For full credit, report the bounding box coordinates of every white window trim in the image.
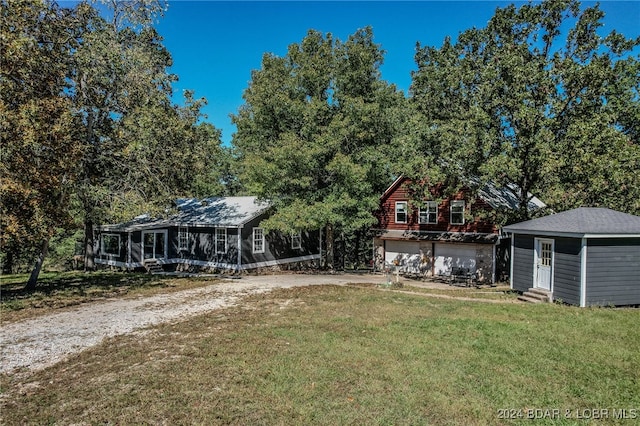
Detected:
[253,228,265,254]
[291,232,302,250]
[142,230,168,260]
[450,200,465,225]
[419,201,438,224]
[215,228,227,254]
[178,226,189,251]
[101,234,120,256]
[395,201,408,224]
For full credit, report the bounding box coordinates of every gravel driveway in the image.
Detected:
[1,274,385,375]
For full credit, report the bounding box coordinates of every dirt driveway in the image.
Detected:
[1,273,400,375]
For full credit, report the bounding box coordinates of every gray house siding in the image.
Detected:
[95,230,128,265]
[174,227,240,268]
[552,237,581,306]
[512,235,534,292]
[586,238,640,306]
[131,231,142,266]
[240,216,320,268]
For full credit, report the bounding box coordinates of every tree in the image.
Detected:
[0,0,88,285]
[409,0,640,221]
[70,0,227,271]
[2,0,226,287]
[70,0,173,270]
[232,27,406,267]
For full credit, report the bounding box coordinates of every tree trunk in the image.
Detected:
[84,219,95,271]
[24,239,49,291]
[325,224,334,270]
[2,249,14,275]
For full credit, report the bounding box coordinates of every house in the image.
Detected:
[503,207,640,307]
[372,176,545,283]
[94,197,321,273]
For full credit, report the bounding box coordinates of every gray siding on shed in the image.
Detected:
[552,237,582,306]
[512,235,534,292]
[586,238,640,306]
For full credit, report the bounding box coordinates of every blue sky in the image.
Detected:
[111,1,640,144]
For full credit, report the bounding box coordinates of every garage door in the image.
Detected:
[385,240,420,265]
[434,243,477,276]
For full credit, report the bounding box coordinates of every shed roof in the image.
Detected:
[503,207,640,237]
[101,196,270,231]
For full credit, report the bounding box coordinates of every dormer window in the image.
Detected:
[395,201,408,223]
[450,200,465,225]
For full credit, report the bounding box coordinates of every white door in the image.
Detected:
[434,243,477,276]
[142,230,167,260]
[535,239,553,290]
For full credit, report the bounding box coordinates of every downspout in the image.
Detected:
[580,237,587,307]
[237,225,242,273]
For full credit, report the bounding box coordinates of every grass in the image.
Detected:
[0,271,219,323]
[2,284,639,425]
[351,281,519,302]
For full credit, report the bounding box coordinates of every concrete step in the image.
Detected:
[528,287,551,298]
[518,294,545,304]
[519,287,552,303]
[144,260,164,274]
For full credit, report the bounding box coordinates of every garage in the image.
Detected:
[434,243,477,276]
[384,240,420,265]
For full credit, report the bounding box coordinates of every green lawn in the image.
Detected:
[2,285,639,425]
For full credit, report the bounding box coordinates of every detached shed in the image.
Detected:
[503,208,640,307]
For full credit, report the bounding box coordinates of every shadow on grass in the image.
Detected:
[1,271,170,304]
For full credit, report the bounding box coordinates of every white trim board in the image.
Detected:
[95,254,322,271]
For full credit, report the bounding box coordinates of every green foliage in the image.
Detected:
[1,0,227,282]
[409,0,640,219]
[1,0,88,273]
[232,27,406,240]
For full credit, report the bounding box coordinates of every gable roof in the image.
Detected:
[101,196,271,231]
[503,207,640,238]
[381,175,546,211]
[172,197,270,227]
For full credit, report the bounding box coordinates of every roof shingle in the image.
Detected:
[503,207,640,236]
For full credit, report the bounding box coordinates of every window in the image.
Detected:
[253,228,265,253]
[539,241,552,266]
[178,226,189,251]
[215,228,227,254]
[395,201,408,223]
[450,200,465,225]
[419,201,438,224]
[101,234,120,256]
[143,231,167,259]
[291,232,302,250]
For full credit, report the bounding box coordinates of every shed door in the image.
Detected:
[535,238,553,290]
